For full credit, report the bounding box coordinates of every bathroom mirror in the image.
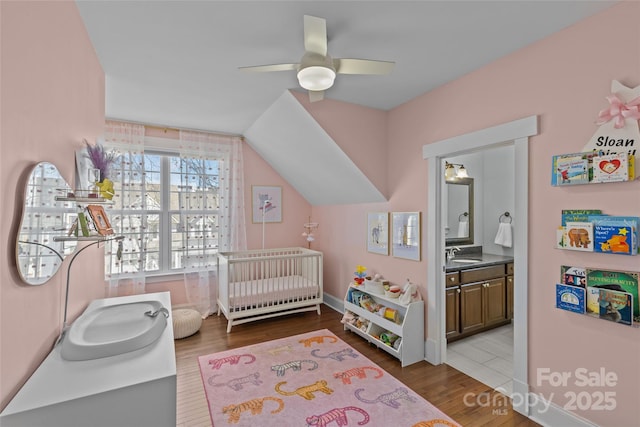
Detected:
[445,177,474,246]
[16,162,78,285]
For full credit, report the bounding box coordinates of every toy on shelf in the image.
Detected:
[353,265,367,285]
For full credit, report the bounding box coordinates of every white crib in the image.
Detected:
[216,247,323,332]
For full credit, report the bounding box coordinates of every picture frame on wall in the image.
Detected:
[252,185,282,223]
[391,212,421,261]
[367,212,389,255]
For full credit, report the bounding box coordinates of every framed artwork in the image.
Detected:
[252,185,282,223]
[367,212,389,255]
[391,212,421,261]
[86,205,114,236]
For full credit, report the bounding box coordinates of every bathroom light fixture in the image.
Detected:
[297,65,336,91]
[444,162,457,181]
[444,162,470,181]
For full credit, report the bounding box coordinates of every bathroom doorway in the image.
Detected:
[422,116,537,416]
[443,147,515,396]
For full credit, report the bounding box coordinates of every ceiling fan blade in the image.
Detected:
[334,58,395,75]
[304,15,327,56]
[308,90,325,103]
[238,63,299,72]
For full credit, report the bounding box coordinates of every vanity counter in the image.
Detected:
[0,291,176,427]
[444,254,514,341]
[445,253,513,272]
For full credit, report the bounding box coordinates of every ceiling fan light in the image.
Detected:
[297,66,336,91]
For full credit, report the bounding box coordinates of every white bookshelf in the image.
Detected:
[343,284,424,367]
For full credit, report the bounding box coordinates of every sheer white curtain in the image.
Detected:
[179,130,247,317]
[103,121,147,297]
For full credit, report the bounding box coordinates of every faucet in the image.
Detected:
[145,307,170,319]
[445,247,460,262]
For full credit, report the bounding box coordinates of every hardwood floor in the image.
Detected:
[174,305,540,427]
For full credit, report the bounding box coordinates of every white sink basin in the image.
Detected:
[61,300,168,361]
[451,258,482,264]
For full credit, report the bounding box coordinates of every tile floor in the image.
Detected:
[446,323,514,397]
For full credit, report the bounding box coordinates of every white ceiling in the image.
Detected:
[76,0,616,136]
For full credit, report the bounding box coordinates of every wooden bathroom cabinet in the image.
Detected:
[446,262,513,342]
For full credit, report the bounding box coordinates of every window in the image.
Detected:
[106,149,220,277]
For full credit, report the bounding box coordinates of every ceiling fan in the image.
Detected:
[239,15,395,102]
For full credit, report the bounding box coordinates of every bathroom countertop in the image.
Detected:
[1,291,176,417]
[445,253,514,272]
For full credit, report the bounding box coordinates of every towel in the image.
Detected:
[494,222,513,247]
[457,220,469,238]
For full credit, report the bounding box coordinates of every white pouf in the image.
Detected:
[172,309,202,339]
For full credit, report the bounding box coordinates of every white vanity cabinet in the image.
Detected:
[343,284,424,367]
[0,292,176,427]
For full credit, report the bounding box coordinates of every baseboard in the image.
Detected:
[528,393,600,427]
[323,292,343,314]
[511,377,529,415]
[425,337,441,365]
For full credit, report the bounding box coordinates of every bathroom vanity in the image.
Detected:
[0,292,176,427]
[445,254,513,341]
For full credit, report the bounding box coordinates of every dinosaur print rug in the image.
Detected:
[198,329,460,427]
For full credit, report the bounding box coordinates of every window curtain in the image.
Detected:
[179,130,247,317]
[102,121,147,297]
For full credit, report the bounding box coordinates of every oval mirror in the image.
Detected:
[16,162,78,285]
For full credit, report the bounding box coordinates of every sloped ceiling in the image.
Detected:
[76,1,616,134]
[245,91,386,205]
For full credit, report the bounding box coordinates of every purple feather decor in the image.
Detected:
[84,139,118,182]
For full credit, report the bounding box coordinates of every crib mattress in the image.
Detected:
[226,275,319,309]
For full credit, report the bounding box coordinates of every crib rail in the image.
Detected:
[217,248,323,331]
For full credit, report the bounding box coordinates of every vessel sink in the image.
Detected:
[451,258,482,264]
[61,300,168,361]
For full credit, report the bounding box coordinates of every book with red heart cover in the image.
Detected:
[591,152,635,183]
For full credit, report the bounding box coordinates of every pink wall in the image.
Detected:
[0,1,106,410]
[292,91,389,198]
[243,141,313,250]
[311,2,640,425]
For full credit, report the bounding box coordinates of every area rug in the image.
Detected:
[198,329,461,427]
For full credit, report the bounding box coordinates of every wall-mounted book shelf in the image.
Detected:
[551,150,636,186]
[556,210,639,256]
[556,266,639,328]
[551,150,639,327]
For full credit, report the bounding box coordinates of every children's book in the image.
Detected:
[560,265,586,288]
[561,210,602,226]
[587,268,639,323]
[586,286,601,317]
[555,155,589,185]
[591,152,635,183]
[551,151,602,186]
[598,288,633,325]
[556,226,567,249]
[556,284,586,314]
[591,215,638,255]
[564,221,594,251]
[594,224,635,255]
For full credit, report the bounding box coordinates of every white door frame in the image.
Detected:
[422,115,538,415]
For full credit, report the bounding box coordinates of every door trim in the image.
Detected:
[422,115,538,416]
